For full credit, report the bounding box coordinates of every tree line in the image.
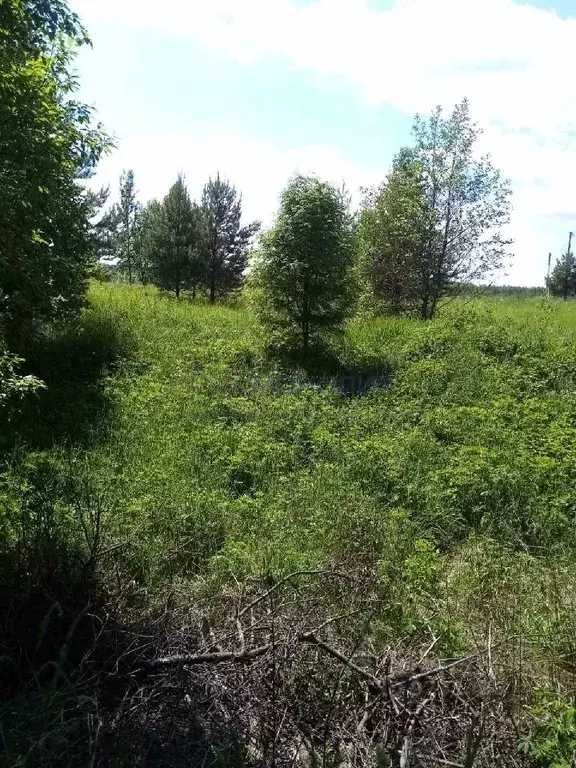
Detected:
[96,99,513,359]
[0,0,516,384]
[96,172,260,303]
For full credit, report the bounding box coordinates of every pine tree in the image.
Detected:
[148,175,198,299]
[132,204,153,285]
[117,170,139,284]
[547,251,576,299]
[199,175,260,303]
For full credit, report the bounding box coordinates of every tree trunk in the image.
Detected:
[209,270,216,304]
[127,229,133,285]
[302,321,309,360]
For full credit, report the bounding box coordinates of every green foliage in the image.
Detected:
[357,154,430,316]
[547,251,576,300]
[147,174,200,299]
[519,691,576,767]
[0,0,111,346]
[116,169,139,284]
[361,100,511,319]
[199,174,260,303]
[256,174,355,359]
[0,343,44,417]
[5,285,576,762]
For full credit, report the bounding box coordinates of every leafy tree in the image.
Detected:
[199,175,260,303]
[148,176,198,299]
[547,251,576,300]
[357,153,431,316]
[256,174,354,358]
[366,100,512,320]
[0,0,111,347]
[117,170,139,284]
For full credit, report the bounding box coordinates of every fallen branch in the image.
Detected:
[141,644,271,670]
[298,632,384,692]
[389,653,481,689]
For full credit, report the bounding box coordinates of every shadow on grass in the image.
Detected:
[4,309,136,450]
[266,339,395,398]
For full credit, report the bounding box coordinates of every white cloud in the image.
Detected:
[94,131,382,223]
[74,0,576,132]
[73,0,576,284]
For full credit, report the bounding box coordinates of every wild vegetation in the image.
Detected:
[3,1,576,766]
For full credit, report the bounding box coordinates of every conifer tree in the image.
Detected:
[547,251,576,299]
[199,175,260,303]
[148,175,198,299]
[117,170,139,284]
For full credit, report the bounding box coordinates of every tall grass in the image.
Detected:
[3,285,576,764]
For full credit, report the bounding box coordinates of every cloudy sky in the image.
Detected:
[71,0,576,286]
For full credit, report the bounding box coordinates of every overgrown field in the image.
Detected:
[3,284,576,766]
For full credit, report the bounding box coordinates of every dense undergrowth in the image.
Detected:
[3,284,576,765]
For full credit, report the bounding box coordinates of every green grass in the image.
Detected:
[4,284,576,763]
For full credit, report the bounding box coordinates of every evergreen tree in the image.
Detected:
[132,204,153,285]
[149,175,198,299]
[117,169,139,284]
[88,186,121,261]
[256,175,354,359]
[547,251,576,299]
[199,174,260,303]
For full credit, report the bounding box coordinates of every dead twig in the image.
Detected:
[237,570,355,620]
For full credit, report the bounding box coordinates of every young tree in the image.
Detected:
[366,100,512,320]
[117,169,139,284]
[87,186,121,261]
[547,251,576,299]
[0,0,111,347]
[199,174,260,303]
[148,176,198,299]
[131,204,154,285]
[256,174,354,359]
[357,152,431,316]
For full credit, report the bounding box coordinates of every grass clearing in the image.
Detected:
[3,284,576,765]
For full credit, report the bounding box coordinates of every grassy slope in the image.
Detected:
[15,285,576,633]
[4,283,576,763]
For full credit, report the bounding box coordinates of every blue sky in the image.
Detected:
[71,0,576,285]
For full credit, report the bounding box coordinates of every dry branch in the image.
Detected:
[141,644,271,670]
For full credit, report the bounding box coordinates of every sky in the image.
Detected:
[70,0,576,286]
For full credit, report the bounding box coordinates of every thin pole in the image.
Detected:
[547,252,551,297]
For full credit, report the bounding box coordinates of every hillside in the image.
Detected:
[3,284,576,765]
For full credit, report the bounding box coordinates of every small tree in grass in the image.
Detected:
[199,174,260,303]
[256,174,354,360]
[547,251,576,300]
[357,152,431,316]
[148,175,199,299]
[360,99,512,319]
